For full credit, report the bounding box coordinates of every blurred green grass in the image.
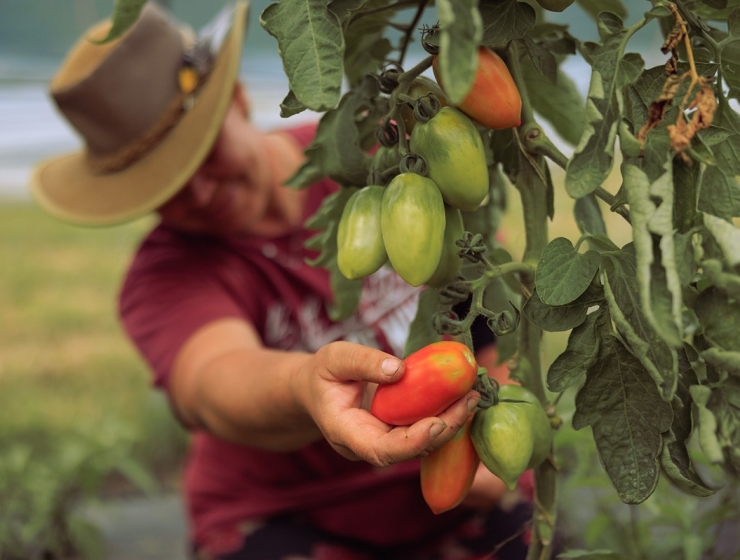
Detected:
[0,201,188,486]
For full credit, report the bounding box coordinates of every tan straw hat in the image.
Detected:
[31,1,250,226]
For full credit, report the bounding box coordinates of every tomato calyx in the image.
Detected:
[378,63,403,94]
[375,119,399,148]
[420,24,440,56]
[486,303,521,336]
[412,93,442,125]
[399,152,429,176]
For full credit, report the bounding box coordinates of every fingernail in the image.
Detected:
[381,358,402,376]
[467,396,480,413]
[429,422,446,439]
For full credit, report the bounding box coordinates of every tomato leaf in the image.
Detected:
[287,76,378,189]
[573,335,673,504]
[403,289,441,358]
[524,278,604,333]
[522,59,585,146]
[305,187,363,321]
[565,13,645,199]
[479,0,535,48]
[337,0,394,87]
[701,347,740,375]
[573,194,607,236]
[535,237,601,306]
[697,109,740,220]
[601,248,679,400]
[91,0,146,44]
[261,0,344,112]
[547,306,609,392]
[705,377,740,478]
[672,157,701,234]
[690,384,725,464]
[622,160,684,347]
[436,0,482,105]
[702,213,740,267]
[695,287,740,352]
[575,0,627,20]
[660,349,716,497]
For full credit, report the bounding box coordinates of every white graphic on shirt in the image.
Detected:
[264,266,421,357]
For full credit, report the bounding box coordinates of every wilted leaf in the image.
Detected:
[622,161,683,346]
[261,0,344,112]
[535,237,601,306]
[565,13,645,198]
[573,335,673,503]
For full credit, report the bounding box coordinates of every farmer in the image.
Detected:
[31,2,532,558]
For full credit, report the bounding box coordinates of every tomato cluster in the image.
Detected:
[370,342,552,514]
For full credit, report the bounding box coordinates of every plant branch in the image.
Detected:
[397,0,429,67]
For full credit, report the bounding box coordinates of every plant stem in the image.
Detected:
[507,37,557,560]
[397,0,429,67]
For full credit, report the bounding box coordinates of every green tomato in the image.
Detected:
[410,107,489,212]
[381,173,445,287]
[337,186,387,280]
[425,205,464,289]
[470,384,552,488]
[498,384,552,469]
[400,76,449,134]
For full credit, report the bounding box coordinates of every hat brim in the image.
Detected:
[30,1,249,227]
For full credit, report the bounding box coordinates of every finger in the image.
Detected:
[317,341,404,385]
[426,390,480,450]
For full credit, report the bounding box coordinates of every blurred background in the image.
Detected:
[1,1,737,559]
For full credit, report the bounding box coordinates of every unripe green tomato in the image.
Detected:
[400,76,449,134]
[471,397,534,489]
[337,186,387,280]
[497,385,552,469]
[425,205,464,289]
[535,0,576,12]
[410,107,489,212]
[381,173,445,287]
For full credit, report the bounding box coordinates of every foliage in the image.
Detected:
[106,0,740,557]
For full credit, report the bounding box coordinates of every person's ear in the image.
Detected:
[233,82,250,119]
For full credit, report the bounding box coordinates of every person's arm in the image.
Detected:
[169,317,481,466]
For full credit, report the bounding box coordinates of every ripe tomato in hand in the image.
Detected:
[421,415,479,514]
[370,341,478,425]
[433,46,521,130]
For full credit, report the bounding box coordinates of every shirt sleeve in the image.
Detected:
[118,233,246,393]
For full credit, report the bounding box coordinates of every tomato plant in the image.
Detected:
[420,415,479,514]
[110,0,740,557]
[370,340,478,426]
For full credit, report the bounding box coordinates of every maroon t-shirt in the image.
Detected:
[118,124,465,555]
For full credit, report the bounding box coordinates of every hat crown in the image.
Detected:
[50,3,187,158]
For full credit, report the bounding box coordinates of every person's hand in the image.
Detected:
[295,341,480,466]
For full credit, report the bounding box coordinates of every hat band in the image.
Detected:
[85,89,193,174]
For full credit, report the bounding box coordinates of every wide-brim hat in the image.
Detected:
[31,1,249,226]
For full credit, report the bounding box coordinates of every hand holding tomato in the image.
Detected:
[294,341,480,466]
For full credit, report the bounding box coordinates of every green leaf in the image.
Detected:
[720,36,740,98]
[92,0,147,44]
[340,0,393,88]
[547,307,608,392]
[287,76,379,189]
[573,335,673,503]
[660,349,716,497]
[695,286,740,351]
[279,90,307,118]
[522,60,585,146]
[436,0,483,105]
[622,161,683,346]
[729,7,740,34]
[479,0,536,48]
[698,108,740,219]
[703,212,740,267]
[535,237,601,306]
[701,347,740,375]
[673,157,701,234]
[522,35,557,84]
[524,279,604,332]
[574,194,607,236]
[305,187,363,320]
[261,0,344,112]
[575,0,627,20]
[565,14,645,198]
[403,289,442,358]
[602,248,679,399]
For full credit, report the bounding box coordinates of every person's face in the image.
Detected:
[157,89,272,234]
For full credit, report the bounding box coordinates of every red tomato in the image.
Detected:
[421,415,480,514]
[370,341,478,425]
[433,46,522,130]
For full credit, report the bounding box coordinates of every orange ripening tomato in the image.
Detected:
[370,341,478,426]
[421,415,480,514]
[433,46,522,130]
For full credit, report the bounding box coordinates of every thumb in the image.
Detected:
[317,341,404,385]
